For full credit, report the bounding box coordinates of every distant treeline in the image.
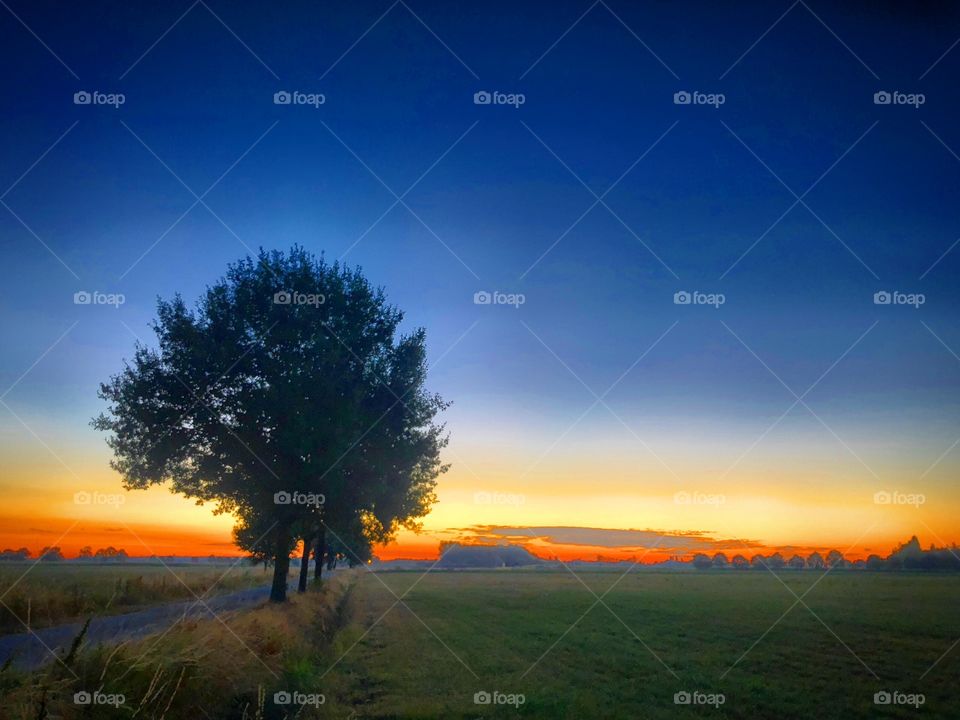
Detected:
[0,546,129,561]
[692,536,960,571]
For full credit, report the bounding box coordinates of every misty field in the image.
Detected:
[3,569,959,718]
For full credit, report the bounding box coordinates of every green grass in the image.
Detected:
[318,571,960,719]
[0,561,272,633]
[3,569,957,718]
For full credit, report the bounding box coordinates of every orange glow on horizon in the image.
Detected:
[1,457,955,564]
[0,514,919,565]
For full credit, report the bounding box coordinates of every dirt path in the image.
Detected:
[0,583,275,670]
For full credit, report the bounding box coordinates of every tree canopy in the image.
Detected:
[94,247,447,600]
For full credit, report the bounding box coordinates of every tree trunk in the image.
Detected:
[269,525,292,603]
[313,526,326,581]
[297,533,312,593]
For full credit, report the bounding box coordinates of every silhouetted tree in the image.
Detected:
[0,548,30,561]
[327,513,376,568]
[692,553,712,570]
[890,536,923,569]
[750,554,767,570]
[233,507,288,568]
[731,554,749,570]
[94,248,447,601]
[94,547,128,561]
[788,554,805,570]
[826,549,844,568]
[712,552,728,569]
[38,546,63,561]
[767,552,785,570]
[894,535,923,556]
[807,552,825,569]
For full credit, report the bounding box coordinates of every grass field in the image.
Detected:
[2,569,958,718]
[0,562,271,633]
[318,571,960,719]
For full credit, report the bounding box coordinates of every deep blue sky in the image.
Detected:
[1,1,959,531]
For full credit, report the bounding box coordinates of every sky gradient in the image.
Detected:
[1,0,959,562]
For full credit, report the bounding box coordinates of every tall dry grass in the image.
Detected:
[0,564,269,634]
[0,571,358,719]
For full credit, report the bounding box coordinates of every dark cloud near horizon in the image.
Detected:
[455,525,764,552]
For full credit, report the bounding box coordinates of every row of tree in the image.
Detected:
[94,248,448,601]
[0,546,130,561]
[694,550,858,570]
[691,537,960,571]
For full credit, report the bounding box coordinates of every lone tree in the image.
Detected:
[94,247,447,602]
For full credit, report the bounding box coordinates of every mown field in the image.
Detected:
[320,571,960,719]
[0,562,270,633]
[1,569,958,718]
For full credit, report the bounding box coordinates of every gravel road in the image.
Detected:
[0,584,273,670]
